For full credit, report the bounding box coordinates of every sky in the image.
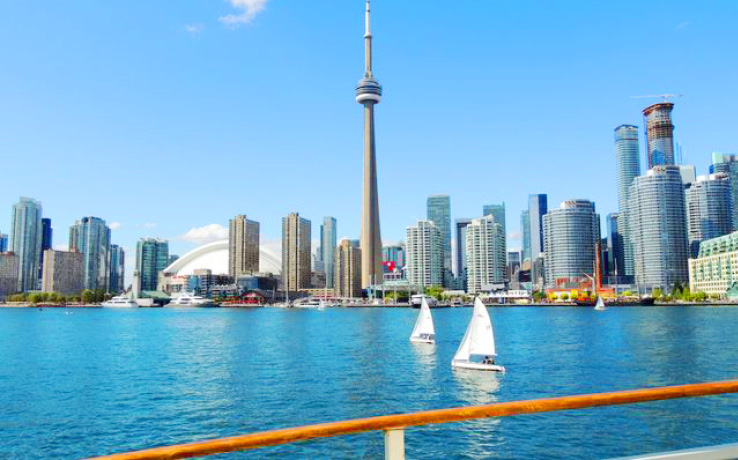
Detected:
[1,0,737,282]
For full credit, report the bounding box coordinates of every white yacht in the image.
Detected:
[102,296,138,308]
[167,292,216,307]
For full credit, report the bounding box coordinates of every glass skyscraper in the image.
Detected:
[135,238,169,292]
[710,152,738,229]
[614,124,640,277]
[0,233,7,253]
[39,217,52,283]
[685,174,733,258]
[427,195,452,288]
[10,197,43,292]
[69,217,112,291]
[520,210,531,262]
[109,244,125,294]
[320,217,337,289]
[606,213,624,280]
[454,218,472,290]
[643,103,675,169]
[483,203,507,279]
[628,166,689,291]
[528,194,548,261]
[542,200,600,287]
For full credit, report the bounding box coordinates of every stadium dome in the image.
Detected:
[163,240,281,275]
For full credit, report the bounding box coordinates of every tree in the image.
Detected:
[28,293,43,304]
[694,291,708,302]
[425,287,444,300]
[47,292,59,303]
[652,288,663,299]
[561,293,570,301]
[81,290,94,304]
[681,287,691,301]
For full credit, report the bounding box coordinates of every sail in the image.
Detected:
[410,297,435,340]
[452,317,473,363]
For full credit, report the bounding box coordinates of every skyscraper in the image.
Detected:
[406,221,443,288]
[334,239,362,298]
[455,218,472,289]
[710,152,738,229]
[135,238,169,292]
[321,217,337,289]
[69,217,111,291]
[356,0,383,289]
[229,215,260,277]
[543,200,600,287]
[427,195,452,287]
[10,197,43,292]
[685,174,733,258]
[483,203,507,279]
[465,216,506,294]
[528,194,548,261]
[39,218,52,282]
[41,250,84,295]
[109,244,125,294]
[282,212,311,291]
[520,210,531,262]
[629,166,689,291]
[0,253,19,299]
[382,245,405,271]
[643,103,675,168]
[614,124,640,277]
[606,213,624,280]
[0,233,8,253]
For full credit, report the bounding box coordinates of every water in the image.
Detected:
[1,306,738,459]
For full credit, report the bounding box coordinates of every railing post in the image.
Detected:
[384,428,405,460]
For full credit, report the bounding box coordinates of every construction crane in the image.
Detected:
[630,93,683,102]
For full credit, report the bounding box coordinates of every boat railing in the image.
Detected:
[91,380,738,460]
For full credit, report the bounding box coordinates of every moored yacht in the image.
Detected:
[167,292,216,307]
[101,296,138,308]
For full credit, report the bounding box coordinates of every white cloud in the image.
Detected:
[219,0,269,26]
[180,224,229,245]
[109,222,122,230]
[143,222,157,229]
[185,23,204,35]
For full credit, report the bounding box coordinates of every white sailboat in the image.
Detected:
[594,296,606,311]
[452,297,505,372]
[410,297,436,344]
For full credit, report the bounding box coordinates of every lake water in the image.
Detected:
[1,306,738,459]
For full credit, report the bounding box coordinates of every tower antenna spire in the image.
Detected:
[364,0,372,76]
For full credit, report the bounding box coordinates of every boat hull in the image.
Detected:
[410,337,436,344]
[452,361,506,372]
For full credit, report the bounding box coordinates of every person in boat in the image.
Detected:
[483,356,495,365]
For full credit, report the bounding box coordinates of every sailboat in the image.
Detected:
[410,297,436,344]
[452,297,505,372]
[594,296,606,311]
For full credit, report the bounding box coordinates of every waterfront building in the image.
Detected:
[455,218,472,290]
[606,213,625,281]
[679,165,697,187]
[382,244,405,271]
[465,216,506,294]
[10,197,43,292]
[689,230,738,297]
[528,194,548,261]
[520,210,531,262]
[135,238,169,292]
[710,152,738,228]
[69,217,111,291]
[335,239,362,298]
[41,250,84,295]
[685,174,733,258]
[282,212,311,291]
[0,233,7,253]
[109,245,125,294]
[406,221,443,288]
[229,215,260,277]
[643,103,676,168]
[614,124,640,277]
[542,200,600,287]
[0,253,19,299]
[39,217,52,282]
[629,166,689,291]
[483,203,507,279]
[427,194,452,287]
[356,0,383,289]
[321,217,337,289]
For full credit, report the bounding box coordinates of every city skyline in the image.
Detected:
[0,1,737,284]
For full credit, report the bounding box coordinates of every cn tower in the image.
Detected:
[356,0,383,289]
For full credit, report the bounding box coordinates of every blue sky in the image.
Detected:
[1,0,737,280]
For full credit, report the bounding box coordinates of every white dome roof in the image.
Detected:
[164,240,281,276]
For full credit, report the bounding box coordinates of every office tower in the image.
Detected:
[382,245,405,270]
[406,221,443,288]
[628,166,689,291]
[710,152,738,228]
[679,165,696,187]
[282,212,311,291]
[334,239,362,298]
[41,250,84,295]
[135,238,169,292]
[69,217,111,291]
[520,210,531,262]
[0,253,19,299]
[614,124,640,277]
[685,174,733,258]
[644,103,675,168]
[0,233,7,253]
[356,0,383,289]
[528,194,548,261]
[10,197,43,292]
[39,217,52,281]
[543,200,600,287]
[321,217,337,288]
[606,213,624,280]
[109,245,125,294]
[229,215,260,277]
[427,195,452,287]
[483,203,507,279]
[168,255,179,266]
[455,218,472,289]
[465,216,506,294]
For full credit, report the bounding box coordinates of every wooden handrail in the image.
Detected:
[92,380,738,460]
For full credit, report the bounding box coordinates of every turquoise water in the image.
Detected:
[1,306,738,459]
